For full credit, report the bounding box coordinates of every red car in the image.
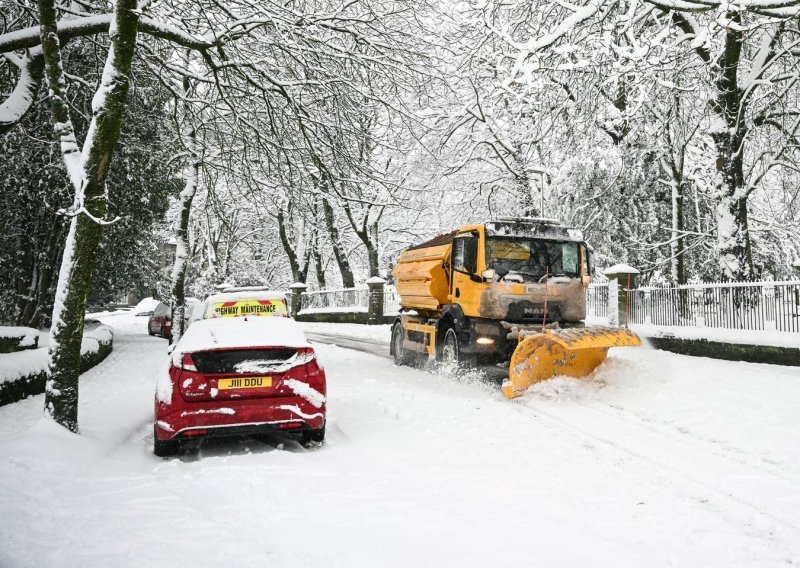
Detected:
[147,302,172,339]
[153,317,326,456]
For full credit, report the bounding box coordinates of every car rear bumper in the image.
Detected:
[155,394,325,441]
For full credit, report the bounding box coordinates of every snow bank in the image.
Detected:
[629,324,800,348]
[0,324,114,406]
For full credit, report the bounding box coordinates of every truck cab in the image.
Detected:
[449,219,593,323]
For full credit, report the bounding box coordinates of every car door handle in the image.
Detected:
[455,287,460,298]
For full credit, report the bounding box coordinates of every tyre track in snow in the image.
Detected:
[311,331,800,548]
[509,398,800,542]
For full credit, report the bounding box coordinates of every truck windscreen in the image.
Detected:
[485,238,580,281]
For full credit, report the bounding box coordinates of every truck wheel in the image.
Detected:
[441,327,460,366]
[392,323,411,366]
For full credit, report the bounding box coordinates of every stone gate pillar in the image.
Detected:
[603,264,639,327]
[366,277,386,325]
[288,282,307,319]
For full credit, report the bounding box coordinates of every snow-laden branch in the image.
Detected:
[0,50,43,134]
[0,14,219,54]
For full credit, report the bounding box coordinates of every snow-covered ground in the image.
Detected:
[2,312,800,567]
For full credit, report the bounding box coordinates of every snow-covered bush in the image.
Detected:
[0,325,113,407]
[0,326,40,353]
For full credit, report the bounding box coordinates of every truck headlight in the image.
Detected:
[476,337,495,345]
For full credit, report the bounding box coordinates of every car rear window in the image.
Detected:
[191,348,299,374]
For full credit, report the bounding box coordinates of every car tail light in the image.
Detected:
[183,429,208,436]
[172,351,197,372]
[294,347,316,366]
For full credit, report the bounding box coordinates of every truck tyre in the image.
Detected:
[392,323,411,366]
[441,327,460,366]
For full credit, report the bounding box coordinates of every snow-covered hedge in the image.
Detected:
[0,326,40,353]
[0,324,114,407]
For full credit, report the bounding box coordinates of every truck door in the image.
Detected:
[451,234,481,316]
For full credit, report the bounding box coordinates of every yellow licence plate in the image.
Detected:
[217,376,272,390]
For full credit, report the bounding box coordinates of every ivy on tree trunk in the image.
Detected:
[40,0,140,431]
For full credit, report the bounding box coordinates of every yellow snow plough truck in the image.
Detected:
[390,218,641,398]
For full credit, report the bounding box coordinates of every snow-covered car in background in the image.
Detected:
[147,302,171,339]
[153,316,326,456]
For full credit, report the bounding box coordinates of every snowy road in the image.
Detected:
[1,312,800,567]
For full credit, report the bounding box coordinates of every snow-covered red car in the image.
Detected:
[147,302,172,339]
[153,316,326,456]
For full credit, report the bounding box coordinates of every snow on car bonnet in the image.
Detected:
[175,317,310,354]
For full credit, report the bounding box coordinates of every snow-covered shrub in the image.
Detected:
[0,327,40,353]
[0,325,114,407]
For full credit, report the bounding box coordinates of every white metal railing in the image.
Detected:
[586,280,800,333]
[298,287,370,313]
[586,282,608,319]
[383,285,400,316]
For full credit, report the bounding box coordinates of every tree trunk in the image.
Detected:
[708,12,753,282]
[311,228,326,288]
[321,197,355,288]
[365,220,380,278]
[277,209,308,283]
[42,0,140,431]
[170,126,199,344]
[670,178,686,284]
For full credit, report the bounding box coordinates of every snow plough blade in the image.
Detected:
[501,327,641,399]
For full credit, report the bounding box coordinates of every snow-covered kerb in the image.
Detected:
[0,324,113,407]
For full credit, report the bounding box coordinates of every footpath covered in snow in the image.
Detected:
[1,312,800,567]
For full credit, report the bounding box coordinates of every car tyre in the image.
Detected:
[301,424,325,447]
[153,426,179,457]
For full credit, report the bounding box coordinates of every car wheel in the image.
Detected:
[392,323,411,366]
[301,424,325,447]
[148,326,155,336]
[153,426,179,457]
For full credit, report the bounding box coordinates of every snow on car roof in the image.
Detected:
[132,297,160,314]
[176,316,309,354]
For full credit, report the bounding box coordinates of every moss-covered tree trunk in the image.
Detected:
[40,0,140,431]
[170,126,199,344]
